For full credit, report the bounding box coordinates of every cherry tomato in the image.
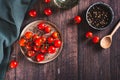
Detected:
[36,54,44,62]
[29,9,37,17]
[52,32,59,39]
[34,38,42,46]
[44,0,51,3]
[41,36,46,43]
[40,47,47,54]
[19,38,26,47]
[48,46,56,54]
[85,31,93,38]
[25,42,32,50]
[24,32,33,39]
[9,60,18,69]
[92,36,100,44]
[74,16,82,24]
[33,46,39,51]
[37,23,46,30]
[54,40,62,48]
[47,37,54,44]
[32,34,39,40]
[27,50,35,57]
[44,26,51,33]
[44,8,52,16]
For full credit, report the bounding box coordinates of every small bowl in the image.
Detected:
[20,20,63,64]
[86,2,114,30]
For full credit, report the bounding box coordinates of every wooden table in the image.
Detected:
[5,0,120,80]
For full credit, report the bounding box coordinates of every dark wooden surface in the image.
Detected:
[5,0,120,80]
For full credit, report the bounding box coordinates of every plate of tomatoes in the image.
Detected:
[19,20,63,64]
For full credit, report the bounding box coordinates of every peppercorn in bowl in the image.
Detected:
[86,2,114,30]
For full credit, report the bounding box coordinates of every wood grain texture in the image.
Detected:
[5,0,120,80]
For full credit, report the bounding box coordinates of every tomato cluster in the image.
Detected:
[19,22,62,62]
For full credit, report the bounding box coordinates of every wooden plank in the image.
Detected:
[78,0,112,80]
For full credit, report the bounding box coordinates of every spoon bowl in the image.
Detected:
[100,35,112,49]
[100,21,120,49]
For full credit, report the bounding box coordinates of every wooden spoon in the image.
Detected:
[100,21,120,49]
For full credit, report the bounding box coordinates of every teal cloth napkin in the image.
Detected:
[0,0,36,79]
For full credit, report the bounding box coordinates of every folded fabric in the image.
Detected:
[0,0,36,79]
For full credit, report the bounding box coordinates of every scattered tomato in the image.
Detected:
[36,54,44,62]
[47,37,54,44]
[48,46,56,54]
[44,0,51,3]
[29,9,37,17]
[9,60,18,69]
[74,16,82,24]
[37,23,46,30]
[44,26,51,33]
[44,8,52,16]
[92,36,100,44]
[85,31,93,38]
[54,40,62,48]
[19,38,26,47]
[52,32,58,39]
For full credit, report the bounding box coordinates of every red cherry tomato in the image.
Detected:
[25,42,32,50]
[44,0,51,3]
[32,34,39,40]
[19,38,26,47]
[52,32,59,39]
[27,50,35,57]
[47,37,54,44]
[34,38,42,46]
[44,8,52,16]
[48,46,56,54]
[24,32,33,39]
[85,31,93,38]
[54,40,62,48]
[33,46,39,51]
[9,60,18,69]
[29,9,37,17]
[36,54,44,62]
[44,26,51,33]
[74,16,82,24]
[37,23,46,30]
[40,47,47,54]
[41,36,46,43]
[92,36,100,44]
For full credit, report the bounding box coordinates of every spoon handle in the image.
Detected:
[110,21,120,37]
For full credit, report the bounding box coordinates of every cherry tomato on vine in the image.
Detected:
[36,54,44,62]
[54,40,62,48]
[44,26,51,33]
[48,46,56,54]
[52,32,59,39]
[44,0,51,3]
[24,32,33,39]
[47,37,54,44]
[34,38,42,46]
[19,38,26,47]
[27,50,35,57]
[37,23,46,30]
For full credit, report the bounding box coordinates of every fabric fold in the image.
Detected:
[0,0,37,79]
